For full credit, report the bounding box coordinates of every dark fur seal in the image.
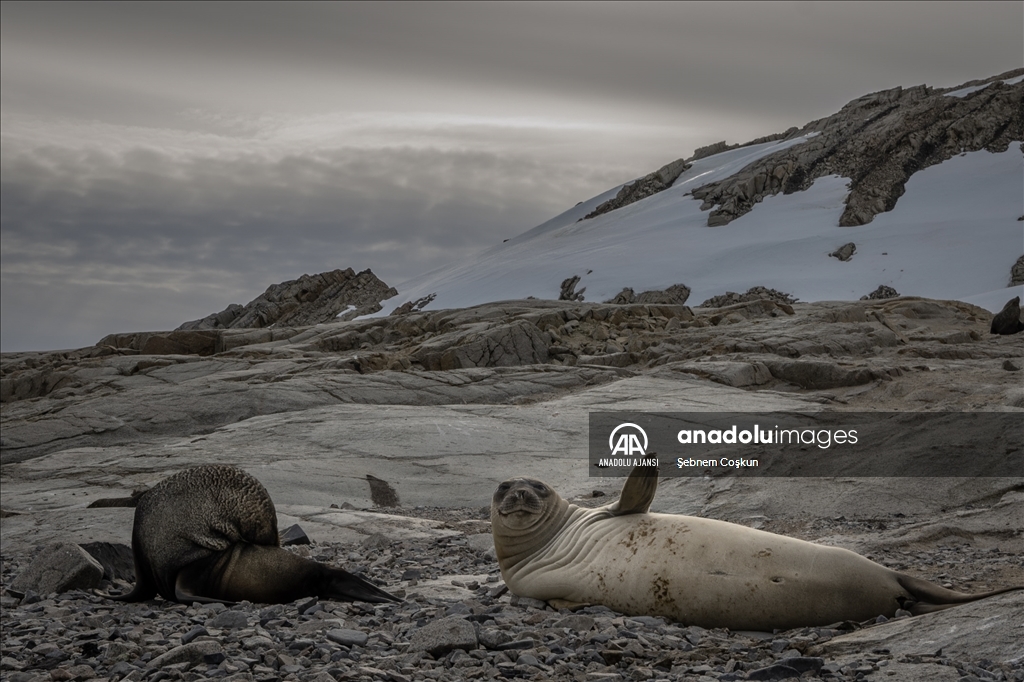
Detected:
[990,296,1024,335]
[113,465,398,605]
[491,465,1022,630]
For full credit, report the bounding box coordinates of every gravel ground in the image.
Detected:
[2,507,1022,682]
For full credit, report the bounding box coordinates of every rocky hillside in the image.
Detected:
[378,70,1024,316]
[177,268,397,330]
[624,68,1024,228]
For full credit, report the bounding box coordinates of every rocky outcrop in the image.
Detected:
[699,286,798,308]
[559,276,585,301]
[691,69,1024,227]
[581,159,690,220]
[1010,255,1024,286]
[861,285,899,300]
[178,268,397,330]
[604,284,691,306]
[389,293,437,316]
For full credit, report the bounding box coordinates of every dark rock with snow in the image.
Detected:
[691,69,1024,227]
[389,293,437,316]
[990,296,1024,335]
[178,268,397,330]
[582,158,689,220]
[10,543,104,596]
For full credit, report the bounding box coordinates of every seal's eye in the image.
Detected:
[497,483,511,493]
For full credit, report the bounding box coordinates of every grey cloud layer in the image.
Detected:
[1,133,628,350]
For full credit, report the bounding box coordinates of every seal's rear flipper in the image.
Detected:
[606,463,659,516]
[898,574,1023,614]
[325,570,402,604]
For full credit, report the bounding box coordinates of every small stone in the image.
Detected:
[279,524,311,546]
[326,629,369,647]
[207,609,248,630]
[180,625,208,644]
[148,641,223,669]
[408,615,478,657]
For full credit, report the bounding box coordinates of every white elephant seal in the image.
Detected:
[113,465,398,605]
[491,466,1021,630]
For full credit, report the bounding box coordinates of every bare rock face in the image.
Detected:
[1010,255,1024,286]
[582,158,690,220]
[691,69,1024,227]
[178,268,397,330]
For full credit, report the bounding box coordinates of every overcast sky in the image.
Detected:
[2,2,1021,352]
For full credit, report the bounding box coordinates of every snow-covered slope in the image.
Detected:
[375,77,1023,316]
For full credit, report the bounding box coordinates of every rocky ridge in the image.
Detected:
[690,69,1024,227]
[178,269,397,330]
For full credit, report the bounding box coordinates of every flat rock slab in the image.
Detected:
[813,591,1024,664]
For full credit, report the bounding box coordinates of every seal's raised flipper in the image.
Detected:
[606,463,659,516]
[898,574,1023,614]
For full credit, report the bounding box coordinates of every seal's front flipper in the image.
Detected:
[606,463,659,515]
[549,598,590,611]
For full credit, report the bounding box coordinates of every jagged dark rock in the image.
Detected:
[389,293,437,316]
[581,159,690,221]
[990,296,1024,335]
[691,69,1024,227]
[830,242,856,262]
[178,268,397,330]
[559,276,585,301]
[860,285,900,301]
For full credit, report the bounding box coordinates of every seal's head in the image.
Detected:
[492,478,553,529]
[491,476,571,572]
